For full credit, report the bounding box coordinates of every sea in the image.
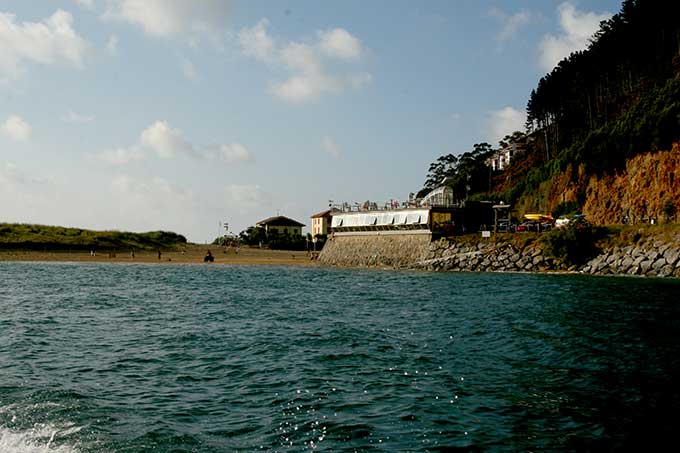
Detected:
[1,262,679,452]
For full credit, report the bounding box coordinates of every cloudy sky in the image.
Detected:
[0,0,618,242]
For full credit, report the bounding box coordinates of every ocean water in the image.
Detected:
[1,262,679,452]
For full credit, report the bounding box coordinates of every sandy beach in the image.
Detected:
[0,244,319,266]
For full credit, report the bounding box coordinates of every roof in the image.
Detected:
[256,215,305,227]
[310,209,332,218]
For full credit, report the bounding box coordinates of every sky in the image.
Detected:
[0,0,621,242]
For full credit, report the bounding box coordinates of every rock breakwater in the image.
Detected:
[581,241,680,277]
[417,238,558,273]
[319,231,680,278]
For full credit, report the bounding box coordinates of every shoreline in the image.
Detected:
[319,228,680,279]
[0,245,318,267]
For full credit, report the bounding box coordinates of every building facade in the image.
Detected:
[486,143,523,171]
[310,209,332,237]
[256,216,305,237]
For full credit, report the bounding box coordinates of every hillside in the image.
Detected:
[512,142,679,224]
[421,0,680,224]
[0,223,188,251]
[499,0,680,221]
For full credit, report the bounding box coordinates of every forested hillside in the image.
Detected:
[518,0,680,180]
[422,0,680,222]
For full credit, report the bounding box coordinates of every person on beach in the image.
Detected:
[157,249,161,260]
[204,250,214,262]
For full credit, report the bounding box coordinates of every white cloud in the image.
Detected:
[96,147,144,165]
[539,2,612,71]
[181,58,198,81]
[107,35,119,55]
[1,162,220,242]
[489,107,526,145]
[0,162,51,215]
[280,42,321,74]
[0,162,23,187]
[489,8,533,43]
[0,10,89,81]
[74,0,94,9]
[238,19,275,62]
[272,73,340,103]
[62,110,94,123]
[140,120,194,158]
[108,174,202,234]
[103,0,231,42]
[224,183,271,208]
[1,115,32,141]
[348,72,372,89]
[93,120,253,165]
[239,19,369,103]
[210,143,253,163]
[112,174,191,203]
[322,136,340,158]
[318,28,362,59]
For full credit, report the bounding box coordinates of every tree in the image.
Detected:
[421,143,495,201]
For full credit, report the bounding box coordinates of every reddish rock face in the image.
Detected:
[515,142,679,225]
[582,143,679,225]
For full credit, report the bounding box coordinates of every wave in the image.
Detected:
[0,424,81,453]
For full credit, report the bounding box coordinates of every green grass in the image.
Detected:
[0,223,188,251]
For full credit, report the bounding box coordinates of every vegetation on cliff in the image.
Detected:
[540,222,601,267]
[0,223,187,251]
[421,0,680,220]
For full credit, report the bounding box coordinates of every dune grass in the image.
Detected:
[0,223,188,251]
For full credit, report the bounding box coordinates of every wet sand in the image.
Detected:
[0,244,319,266]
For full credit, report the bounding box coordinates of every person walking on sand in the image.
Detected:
[157,249,161,260]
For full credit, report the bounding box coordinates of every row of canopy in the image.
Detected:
[332,210,429,228]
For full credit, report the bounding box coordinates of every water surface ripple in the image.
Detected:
[1,262,679,451]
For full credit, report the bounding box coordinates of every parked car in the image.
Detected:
[556,213,589,229]
[555,215,571,229]
[515,222,531,232]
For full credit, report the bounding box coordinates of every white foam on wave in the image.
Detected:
[1,402,82,453]
[0,424,80,453]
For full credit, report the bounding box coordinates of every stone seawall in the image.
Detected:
[318,233,432,268]
[416,239,556,273]
[416,236,680,278]
[581,241,680,278]
[319,232,680,278]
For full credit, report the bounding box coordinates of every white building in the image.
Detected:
[486,143,523,171]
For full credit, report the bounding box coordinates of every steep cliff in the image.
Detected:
[515,142,680,224]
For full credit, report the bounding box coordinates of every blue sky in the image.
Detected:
[0,0,620,242]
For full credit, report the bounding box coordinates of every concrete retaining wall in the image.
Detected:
[318,233,432,268]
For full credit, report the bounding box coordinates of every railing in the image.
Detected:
[329,199,461,213]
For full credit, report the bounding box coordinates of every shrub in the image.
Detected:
[541,221,599,266]
[662,200,677,223]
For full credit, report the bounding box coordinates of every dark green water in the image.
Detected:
[1,262,679,452]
